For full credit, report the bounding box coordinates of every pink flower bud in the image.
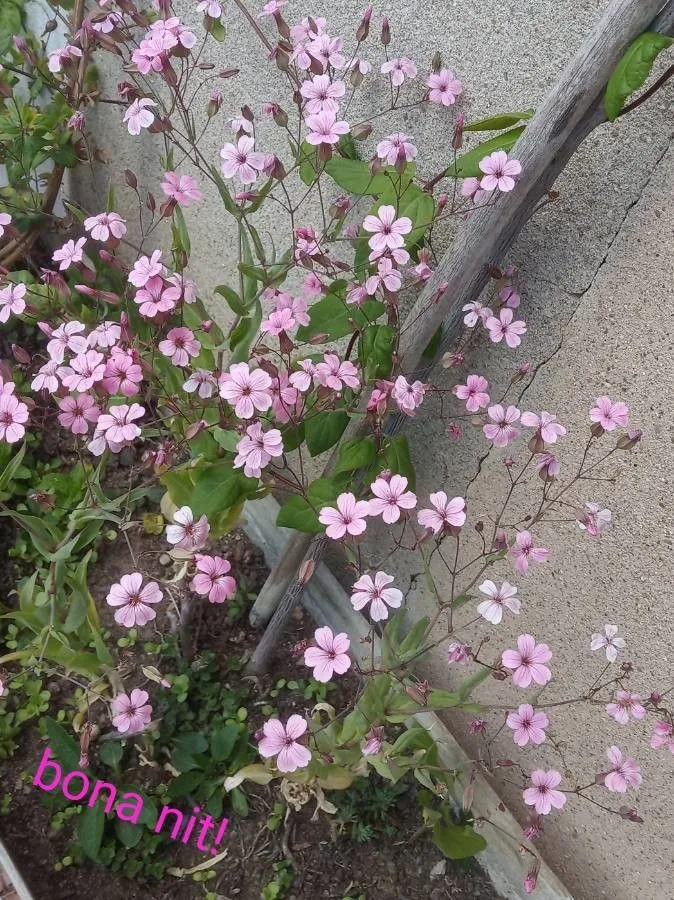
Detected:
[356,5,373,41]
[381,17,390,45]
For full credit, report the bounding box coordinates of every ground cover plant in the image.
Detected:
[0,0,673,896]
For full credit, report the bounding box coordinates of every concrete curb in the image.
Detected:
[0,840,34,900]
[242,495,574,900]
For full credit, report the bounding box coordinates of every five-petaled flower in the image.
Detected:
[350,571,402,622]
[220,136,266,184]
[219,362,273,419]
[161,171,203,206]
[483,404,521,447]
[604,746,642,792]
[0,283,26,323]
[376,132,417,165]
[477,580,521,624]
[0,393,29,444]
[165,505,210,550]
[590,396,629,431]
[106,573,163,627]
[190,554,236,604]
[158,327,201,367]
[454,374,490,412]
[506,704,549,747]
[479,151,522,192]
[427,68,463,105]
[381,57,417,86]
[123,98,156,135]
[53,237,86,271]
[304,626,351,682]
[523,770,566,815]
[520,411,567,444]
[650,721,674,754]
[84,212,127,242]
[362,205,412,253]
[367,474,417,524]
[485,308,527,348]
[510,530,550,573]
[502,634,552,688]
[258,715,311,773]
[111,689,153,734]
[606,690,646,725]
[319,492,370,539]
[590,624,626,662]
[233,422,283,478]
[417,492,466,533]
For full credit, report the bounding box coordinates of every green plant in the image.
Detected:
[332,774,410,843]
[261,861,295,900]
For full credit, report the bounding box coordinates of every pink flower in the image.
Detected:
[368,474,417,524]
[483,404,521,447]
[381,57,417,87]
[97,402,145,445]
[0,283,26,323]
[363,726,384,756]
[46,322,87,363]
[234,422,283,478]
[58,349,106,392]
[158,327,201,367]
[606,691,646,725]
[123,98,156,135]
[102,348,143,397]
[0,393,29,443]
[523,770,566,815]
[197,0,223,18]
[259,0,287,16]
[258,715,311,773]
[134,276,180,318]
[57,394,100,435]
[520,411,566,444]
[304,626,351,682]
[499,285,521,309]
[590,624,626,663]
[269,372,301,423]
[391,375,425,415]
[319,492,370,540]
[462,300,491,327]
[83,212,127,242]
[454,375,490,412]
[426,69,462,105]
[88,321,122,349]
[589,396,629,431]
[510,530,550,573]
[191,554,236,604]
[260,307,295,337]
[129,250,165,288]
[314,353,360,392]
[47,44,82,73]
[417,492,466,533]
[507,704,549,747]
[376,132,418,166]
[536,453,560,478]
[305,110,350,147]
[479,151,522,192]
[477,580,520,625]
[218,362,272,419]
[220,136,266,184]
[106,573,163,627]
[52,237,86,271]
[578,502,611,536]
[0,212,11,238]
[111,689,152,734]
[350,571,402,622]
[31,360,60,393]
[183,369,217,399]
[502,634,552,688]
[650,721,674,754]
[161,171,203,206]
[461,177,487,203]
[363,205,412,253]
[447,642,470,664]
[365,257,403,295]
[485,308,526,348]
[289,359,316,393]
[300,74,346,114]
[165,505,210,550]
[306,33,345,71]
[604,746,642,792]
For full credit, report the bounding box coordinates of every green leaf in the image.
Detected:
[211,724,239,763]
[325,158,416,196]
[0,0,23,56]
[379,435,415,490]
[445,127,526,178]
[229,300,262,363]
[166,770,204,800]
[398,184,435,248]
[210,166,242,218]
[0,511,57,557]
[214,284,247,316]
[464,109,534,131]
[43,717,80,771]
[0,441,25,495]
[432,823,487,860]
[360,324,396,380]
[99,742,123,769]
[174,732,208,755]
[391,726,434,755]
[295,284,350,342]
[172,205,191,256]
[604,32,673,121]
[276,476,347,533]
[230,786,249,816]
[78,802,106,861]
[426,690,461,710]
[457,666,491,702]
[334,437,377,474]
[305,411,349,456]
[115,819,143,849]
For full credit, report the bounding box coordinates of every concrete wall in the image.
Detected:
[73,2,674,897]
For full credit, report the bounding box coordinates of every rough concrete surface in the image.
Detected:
[71,1,674,897]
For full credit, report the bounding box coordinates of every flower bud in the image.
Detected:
[381,17,390,45]
[616,428,642,450]
[351,122,372,142]
[274,47,290,72]
[44,19,58,33]
[124,168,138,190]
[207,91,223,117]
[431,51,442,72]
[356,5,373,41]
[146,191,156,213]
[219,68,239,79]
[452,112,464,150]
[11,344,31,365]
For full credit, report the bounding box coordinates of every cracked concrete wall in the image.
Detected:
[73,1,674,897]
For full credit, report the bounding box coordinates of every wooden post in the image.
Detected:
[247,0,674,669]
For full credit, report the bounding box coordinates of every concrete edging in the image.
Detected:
[242,495,574,900]
[0,840,34,900]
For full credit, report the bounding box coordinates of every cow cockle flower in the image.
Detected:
[319,492,370,539]
[219,362,273,418]
[190,554,236,603]
[106,573,163,627]
[502,634,552,687]
[258,715,311,773]
[606,690,646,725]
[304,626,351,682]
[111,689,153,735]
[507,704,549,747]
[350,571,403,622]
[477,580,521,624]
[367,474,417,524]
[523,770,566,815]
[0,283,26,323]
[604,746,642,792]
[233,422,283,478]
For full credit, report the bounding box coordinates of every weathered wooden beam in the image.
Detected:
[247,0,674,669]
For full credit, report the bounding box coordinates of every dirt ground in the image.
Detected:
[1,525,501,900]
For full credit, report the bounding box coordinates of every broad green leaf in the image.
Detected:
[276,475,347,533]
[43,717,80,771]
[391,726,434,755]
[426,690,461,710]
[295,284,350,342]
[305,410,350,456]
[78,802,106,861]
[211,166,242,218]
[115,819,143,848]
[432,822,487,860]
[398,184,435,248]
[174,732,208,755]
[212,428,241,453]
[0,511,57,557]
[464,109,534,131]
[211,724,239,762]
[99,742,123,769]
[359,324,396,380]
[457,666,491,702]
[604,32,673,121]
[214,284,247,316]
[229,300,262,363]
[379,435,415,490]
[334,437,377,474]
[166,770,204,800]
[230,786,248,816]
[445,127,526,178]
